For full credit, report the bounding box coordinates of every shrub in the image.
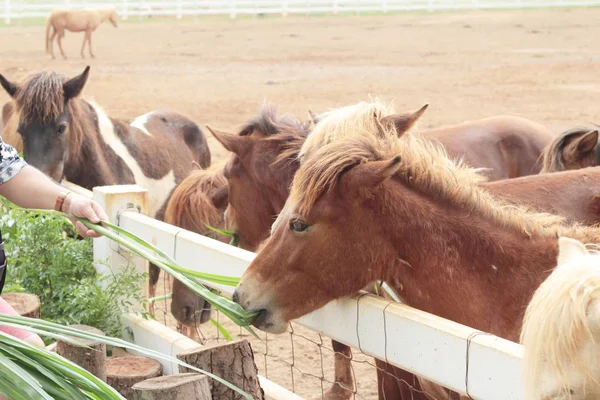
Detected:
[0,199,146,337]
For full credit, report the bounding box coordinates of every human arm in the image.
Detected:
[0,143,107,237]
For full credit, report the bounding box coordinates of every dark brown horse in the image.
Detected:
[0,66,211,302]
[164,165,229,341]
[305,104,554,182]
[230,101,600,400]
[540,125,599,172]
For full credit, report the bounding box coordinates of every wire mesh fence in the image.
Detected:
[147,273,456,400]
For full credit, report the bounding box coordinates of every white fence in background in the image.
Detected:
[3,0,600,23]
[75,182,527,400]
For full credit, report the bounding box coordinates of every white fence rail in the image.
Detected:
[86,183,526,400]
[3,0,600,23]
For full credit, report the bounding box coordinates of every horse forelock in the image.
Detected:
[238,103,309,138]
[541,126,599,173]
[15,72,66,124]
[288,100,600,240]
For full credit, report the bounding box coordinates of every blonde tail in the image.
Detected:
[521,237,600,399]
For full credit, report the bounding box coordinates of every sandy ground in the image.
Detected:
[2,7,600,399]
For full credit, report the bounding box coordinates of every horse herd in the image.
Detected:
[1,66,599,400]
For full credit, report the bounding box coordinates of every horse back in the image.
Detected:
[421,115,554,181]
[483,167,600,226]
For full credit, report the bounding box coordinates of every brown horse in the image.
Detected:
[45,8,118,59]
[209,103,600,399]
[0,66,211,303]
[164,165,229,340]
[304,103,554,182]
[540,125,599,173]
[231,102,600,400]
[0,101,22,153]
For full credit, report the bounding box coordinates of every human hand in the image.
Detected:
[62,193,109,238]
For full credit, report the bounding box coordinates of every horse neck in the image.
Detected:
[99,9,113,22]
[377,184,560,341]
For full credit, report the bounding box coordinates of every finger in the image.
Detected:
[81,203,100,223]
[92,202,108,222]
[75,221,88,237]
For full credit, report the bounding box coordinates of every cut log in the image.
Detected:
[107,356,163,399]
[56,324,107,381]
[132,373,211,400]
[1,292,41,318]
[177,339,264,400]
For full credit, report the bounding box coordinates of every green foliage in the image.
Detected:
[0,198,146,337]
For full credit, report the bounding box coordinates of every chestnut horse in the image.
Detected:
[304,103,554,181]
[46,8,118,59]
[209,103,600,399]
[540,125,600,173]
[233,101,600,399]
[521,236,600,399]
[0,66,211,303]
[164,165,229,340]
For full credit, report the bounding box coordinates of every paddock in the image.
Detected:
[1,6,600,399]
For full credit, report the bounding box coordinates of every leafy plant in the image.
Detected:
[0,315,255,399]
[0,198,146,338]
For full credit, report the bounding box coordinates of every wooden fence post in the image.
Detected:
[92,185,148,304]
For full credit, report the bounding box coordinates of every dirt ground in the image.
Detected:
[2,7,600,399]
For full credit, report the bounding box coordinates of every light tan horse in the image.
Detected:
[45,8,118,59]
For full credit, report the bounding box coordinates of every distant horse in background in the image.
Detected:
[540,125,600,173]
[305,104,554,181]
[45,8,118,59]
[164,165,229,340]
[0,66,211,303]
[521,236,600,400]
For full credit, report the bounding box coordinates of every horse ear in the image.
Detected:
[347,156,402,191]
[206,125,252,156]
[574,130,599,153]
[381,104,429,138]
[557,237,588,266]
[0,74,18,98]
[63,66,90,100]
[308,109,319,124]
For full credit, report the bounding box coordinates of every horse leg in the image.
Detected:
[48,30,57,59]
[80,31,89,59]
[88,31,95,59]
[57,31,67,59]
[323,340,354,400]
[147,263,160,316]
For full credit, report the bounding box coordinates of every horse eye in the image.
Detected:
[57,124,67,135]
[289,219,309,232]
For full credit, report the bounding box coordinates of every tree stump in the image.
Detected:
[107,356,163,399]
[1,292,41,318]
[177,339,264,400]
[132,373,211,400]
[56,324,107,381]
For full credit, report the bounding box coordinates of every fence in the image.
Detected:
[3,0,600,24]
[72,182,528,400]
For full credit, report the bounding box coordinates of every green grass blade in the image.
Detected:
[0,316,255,399]
[210,318,234,342]
[0,350,52,400]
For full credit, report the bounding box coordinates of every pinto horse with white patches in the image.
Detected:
[0,66,211,302]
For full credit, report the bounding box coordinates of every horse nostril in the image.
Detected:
[232,290,239,304]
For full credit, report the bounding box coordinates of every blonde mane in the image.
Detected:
[298,101,399,163]
[521,238,600,399]
[290,100,600,240]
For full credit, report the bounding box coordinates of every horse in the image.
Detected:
[45,8,118,59]
[0,66,211,304]
[209,102,600,400]
[232,100,600,400]
[164,165,229,341]
[540,126,600,173]
[304,104,554,181]
[521,236,600,400]
[0,101,23,153]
